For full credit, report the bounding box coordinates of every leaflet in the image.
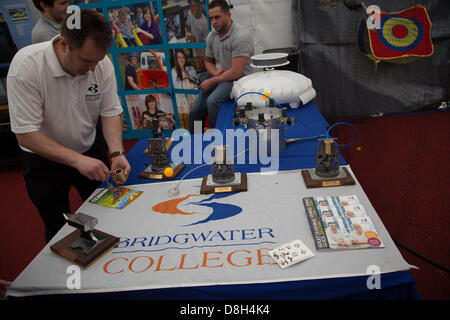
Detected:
[89,186,142,209]
[269,239,315,268]
[303,195,384,250]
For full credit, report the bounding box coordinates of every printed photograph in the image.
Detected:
[118,50,169,90]
[108,1,163,48]
[125,93,176,130]
[163,0,208,44]
[106,54,120,90]
[8,8,29,22]
[175,92,199,129]
[118,97,129,131]
[170,48,209,89]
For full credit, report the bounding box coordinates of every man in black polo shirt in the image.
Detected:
[124,52,139,90]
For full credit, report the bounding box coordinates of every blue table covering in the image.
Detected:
[124,101,346,186]
[23,270,419,300]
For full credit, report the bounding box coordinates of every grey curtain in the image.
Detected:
[294,0,450,118]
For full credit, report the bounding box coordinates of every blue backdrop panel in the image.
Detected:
[77,0,209,140]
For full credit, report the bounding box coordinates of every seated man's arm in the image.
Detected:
[199,56,248,92]
[203,56,217,76]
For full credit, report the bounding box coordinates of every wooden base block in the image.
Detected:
[301,167,356,188]
[50,229,119,269]
[138,163,185,180]
[200,173,248,194]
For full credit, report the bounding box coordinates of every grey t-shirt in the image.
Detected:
[31,15,61,44]
[205,21,254,76]
[186,10,209,42]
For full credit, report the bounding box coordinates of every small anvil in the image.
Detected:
[63,212,105,255]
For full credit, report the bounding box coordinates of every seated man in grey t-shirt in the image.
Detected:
[31,0,69,44]
[189,0,254,133]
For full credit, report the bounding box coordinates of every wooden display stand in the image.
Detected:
[200,173,248,194]
[301,167,356,188]
[140,136,184,180]
[50,229,119,269]
[138,163,185,180]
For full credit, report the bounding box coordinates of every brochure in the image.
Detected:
[303,195,384,250]
[89,186,142,209]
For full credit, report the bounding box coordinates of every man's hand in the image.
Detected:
[110,155,131,185]
[186,32,195,42]
[215,67,226,76]
[200,56,248,92]
[16,131,112,182]
[199,77,217,92]
[73,155,111,181]
[101,115,130,184]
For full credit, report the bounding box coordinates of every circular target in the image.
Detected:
[378,15,423,51]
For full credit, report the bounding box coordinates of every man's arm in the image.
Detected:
[213,56,248,82]
[199,56,248,92]
[126,75,139,90]
[101,115,131,184]
[203,56,218,76]
[99,57,131,184]
[185,24,195,42]
[125,64,139,90]
[16,131,110,181]
[135,27,155,40]
[8,58,111,182]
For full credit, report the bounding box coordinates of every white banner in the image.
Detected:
[8,167,413,297]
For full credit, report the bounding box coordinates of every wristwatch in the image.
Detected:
[110,151,125,158]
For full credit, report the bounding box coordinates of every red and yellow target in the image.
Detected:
[379,16,422,51]
[366,5,433,62]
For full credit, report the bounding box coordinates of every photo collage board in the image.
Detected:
[75,0,209,139]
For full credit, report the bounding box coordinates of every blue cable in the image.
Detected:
[326,122,358,147]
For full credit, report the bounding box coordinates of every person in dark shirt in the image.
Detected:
[124,52,138,90]
[136,7,162,45]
